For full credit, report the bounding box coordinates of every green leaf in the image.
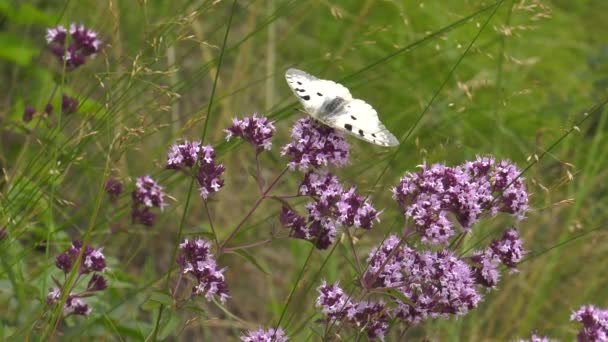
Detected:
[230,249,270,275]
[141,291,173,311]
[158,311,181,340]
[0,32,37,66]
[13,4,54,25]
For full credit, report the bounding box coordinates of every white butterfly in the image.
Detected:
[285,68,399,147]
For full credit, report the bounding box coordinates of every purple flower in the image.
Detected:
[316,282,388,340]
[196,146,225,200]
[131,176,166,226]
[240,328,288,342]
[165,142,225,199]
[55,240,106,274]
[44,103,54,116]
[336,188,379,229]
[105,178,123,202]
[571,305,608,341]
[362,235,408,289]
[468,250,500,288]
[316,281,353,321]
[363,235,481,325]
[61,94,79,114]
[133,176,166,208]
[46,23,102,69]
[392,157,529,245]
[281,117,349,171]
[23,106,35,122]
[166,140,202,169]
[519,334,550,342]
[225,114,276,151]
[281,171,379,249]
[46,288,92,317]
[489,228,525,269]
[66,296,92,316]
[492,160,529,219]
[87,274,108,292]
[347,301,389,340]
[177,238,229,303]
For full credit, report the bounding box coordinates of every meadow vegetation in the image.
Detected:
[1,0,607,340]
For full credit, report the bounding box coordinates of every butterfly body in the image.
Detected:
[285,68,399,147]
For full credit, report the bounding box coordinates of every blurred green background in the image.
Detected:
[1,0,607,340]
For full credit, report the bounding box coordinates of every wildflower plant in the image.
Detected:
[46,241,108,318]
[5,3,606,341]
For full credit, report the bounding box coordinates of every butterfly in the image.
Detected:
[285,68,399,147]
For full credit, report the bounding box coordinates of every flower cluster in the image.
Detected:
[131,176,166,226]
[196,146,225,199]
[22,93,79,123]
[280,171,379,249]
[166,140,202,169]
[240,328,287,342]
[47,240,108,317]
[177,238,229,303]
[104,178,123,203]
[55,240,106,274]
[316,282,389,340]
[46,24,102,69]
[571,305,608,341]
[62,94,79,114]
[166,142,225,200]
[364,235,482,324]
[519,334,550,342]
[469,228,526,288]
[281,118,349,171]
[392,156,529,244]
[225,114,276,151]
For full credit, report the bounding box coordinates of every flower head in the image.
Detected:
[104,178,123,202]
[55,240,106,274]
[571,305,608,341]
[316,282,389,340]
[47,288,92,316]
[240,328,287,342]
[166,140,201,169]
[225,114,276,151]
[363,235,481,325]
[281,171,379,249]
[44,103,54,116]
[47,23,102,69]
[519,334,550,342]
[177,238,229,303]
[23,106,35,122]
[196,146,225,200]
[132,176,166,209]
[489,228,525,268]
[392,157,529,245]
[281,118,349,171]
[131,176,166,226]
[61,94,79,114]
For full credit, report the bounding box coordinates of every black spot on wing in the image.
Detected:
[301,95,311,101]
[297,81,302,85]
[344,124,353,131]
[317,92,323,96]
[358,129,364,137]
[350,115,357,120]
[371,133,376,138]
[295,88,305,93]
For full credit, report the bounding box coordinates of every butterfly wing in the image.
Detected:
[323,99,399,147]
[285,68,399,147]
[285,68,352,117]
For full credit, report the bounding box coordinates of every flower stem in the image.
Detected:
[219,167,287,253]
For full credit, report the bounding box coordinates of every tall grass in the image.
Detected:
[1,0,606,340]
